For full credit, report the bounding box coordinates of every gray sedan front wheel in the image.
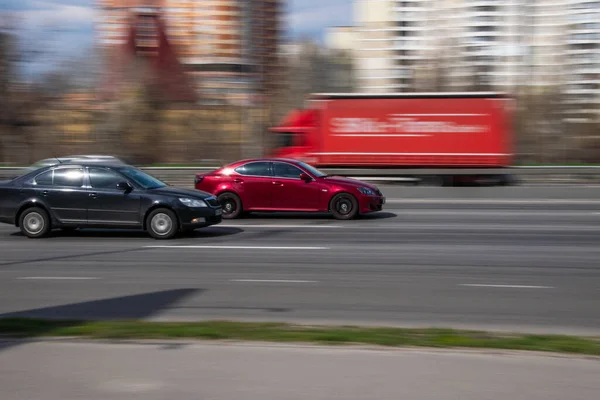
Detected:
[146,208,179,240]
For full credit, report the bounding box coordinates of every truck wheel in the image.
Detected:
[147,208,179,240]
[218,192,243,219]
[19,207,51,238]
[330,193,359,220]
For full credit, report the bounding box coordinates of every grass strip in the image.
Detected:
[1,318,599,356]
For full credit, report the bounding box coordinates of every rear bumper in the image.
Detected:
[358,195,386,214]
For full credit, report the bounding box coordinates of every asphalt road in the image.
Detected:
[0,186,599,334]
[1,341,599,400]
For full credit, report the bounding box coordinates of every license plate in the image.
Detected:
[215,209,223,216]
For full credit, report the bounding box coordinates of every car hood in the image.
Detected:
[149,186,213,199]
[321,176,379,191]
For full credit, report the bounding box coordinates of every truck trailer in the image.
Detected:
[269,92,515,186]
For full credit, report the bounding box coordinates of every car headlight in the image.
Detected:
[179,198,207,208]
[357,187,375,196]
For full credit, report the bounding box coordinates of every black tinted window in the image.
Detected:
[234,162,271,177]
[89,167,124,190]
[34,170,53,186]
[53,168,84,187]
[273,162,304,179]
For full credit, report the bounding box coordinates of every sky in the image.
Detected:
[2,0,354,73]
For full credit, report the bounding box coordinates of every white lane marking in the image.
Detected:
[17,277,100,280]
[227,223,598,231]
[386,199,599,205]
[380,224,600,231]
[144,245,330,250]
[388,210,597,217]
[230,279,319,283]
[459,284,554,289]
[222,224,343,229]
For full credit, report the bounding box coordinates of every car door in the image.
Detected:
[31,166,87,223]
[270,162,322,211]
[87,166,142,227]
[231,161,273,210]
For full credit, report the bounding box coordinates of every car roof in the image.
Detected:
[228,158,303,165]
[47,161,130,168]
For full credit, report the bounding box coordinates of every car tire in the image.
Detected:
[217,192,243,219]
[19,207,51,238]
[146,208,179,240]
[330,193,359,220]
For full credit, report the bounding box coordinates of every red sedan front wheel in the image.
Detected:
[330,193,358,220]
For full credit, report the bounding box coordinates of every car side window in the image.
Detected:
[273,162,304,179]
[89,167,125,190]
[234,162,271,177]
[33,170,53,186]
[53,168,84,188]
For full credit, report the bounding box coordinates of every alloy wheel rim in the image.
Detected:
[223,199,236,215]
[151,213,172,236]
[24,212,44,234]
[337,198,352,215]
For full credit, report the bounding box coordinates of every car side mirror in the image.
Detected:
[116,181,133,192]
[300,173,312,182]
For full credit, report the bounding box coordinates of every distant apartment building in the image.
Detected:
[351,0,599,121]
[563,0,600,122]
[96,0,283,105]
[326,26,357,52]
[353,0,525,92]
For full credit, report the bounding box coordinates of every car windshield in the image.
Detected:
[295,161,327,178]
[117,167,167,190]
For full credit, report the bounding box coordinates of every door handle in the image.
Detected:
[89,192,97,198]
[272,181,283,186]
[233,178,243,183]
[42,190,49,196]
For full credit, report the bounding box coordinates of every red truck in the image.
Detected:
[269,92,515,185]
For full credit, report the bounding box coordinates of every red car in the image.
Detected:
[194,158,385,220]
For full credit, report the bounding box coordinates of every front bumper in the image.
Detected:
[176,206,223,229]
[358,195,386,214]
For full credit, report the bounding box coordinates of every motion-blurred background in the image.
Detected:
[0,0,598,166]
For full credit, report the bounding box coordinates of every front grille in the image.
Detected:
[375,189,383,196]
[206,197,220,207]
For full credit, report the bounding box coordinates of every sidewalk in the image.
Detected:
[1,339,598,400]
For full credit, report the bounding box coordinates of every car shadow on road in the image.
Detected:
[0,288,203,352]
[357,212,397,220]
[242,211,397,221]
[9,227,244,240]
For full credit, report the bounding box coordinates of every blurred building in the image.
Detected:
[353,0,524,92]
[96,0,283,105]
[350,0,599,121]
[352,0,397,92]
[563,0,600,122]
[326,26,358,53]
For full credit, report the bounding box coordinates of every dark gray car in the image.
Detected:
[0,162,222,239]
